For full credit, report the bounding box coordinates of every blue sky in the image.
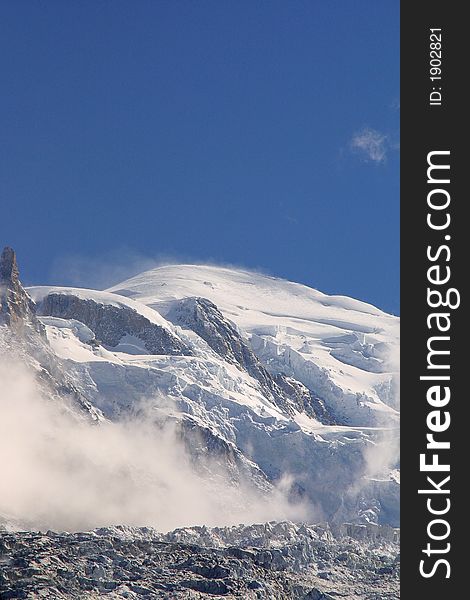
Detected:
[0,1,399,313]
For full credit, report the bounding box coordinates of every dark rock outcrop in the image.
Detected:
[178,417,273,494]
[0,247,44,335]
[38,293,192,356]
[167,297,273,384]
[274,374,338,425]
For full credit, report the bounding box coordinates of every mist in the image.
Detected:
[47,248,272,292]
[0,361,306,533]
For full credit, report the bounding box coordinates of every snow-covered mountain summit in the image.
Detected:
[109,264,399,427]
[1,250,400,530]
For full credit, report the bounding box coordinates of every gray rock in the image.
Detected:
[0,522,399,599]
[38,292,191,356]
[166,297,274,384]
[0,246,45,336]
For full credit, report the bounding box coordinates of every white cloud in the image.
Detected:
[0,360,307,532]
[351,128,388,163]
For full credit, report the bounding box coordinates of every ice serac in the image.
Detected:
[0,246,44,335]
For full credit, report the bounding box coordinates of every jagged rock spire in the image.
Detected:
[0,246,44,334]
[0,246,19,284]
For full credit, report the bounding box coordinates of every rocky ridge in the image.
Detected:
[0,522,399,599]
[37,292,191,356]
[0,247,44,336]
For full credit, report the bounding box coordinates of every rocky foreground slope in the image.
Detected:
[0,522,399,599]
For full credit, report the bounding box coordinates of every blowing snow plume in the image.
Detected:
[0,361,306,533]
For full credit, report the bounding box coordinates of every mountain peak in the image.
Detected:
[0,246,19,285]
[0,246,44,334]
